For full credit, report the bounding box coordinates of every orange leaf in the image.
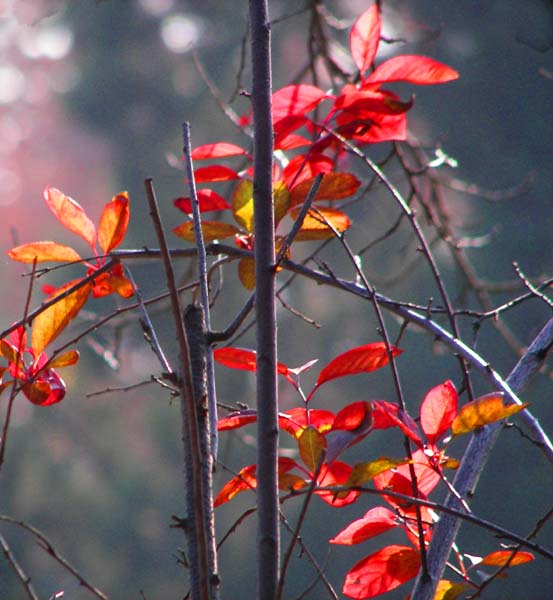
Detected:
[214,464,257,507]
[290,172,360,206]
[451,393,527,435]
[367,55,459,85]
[46,349,80,369]
[298,426,327,472]
[44,187,97,249]
[172,220,241,243]
[350,4,381,76]
[191,142,249,160]
[481,550,534,568]
[292,207,351,241]
[97,192,130,254]
[342,545,420,599]
[31,279,91,356]
[7,241,82,264]
[238,258,255,290]
[278,473,307,492]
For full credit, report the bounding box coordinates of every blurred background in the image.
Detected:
[1,0,552,598]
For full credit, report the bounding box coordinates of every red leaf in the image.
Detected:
[316,461,359,507]
[213,347,293,382]
[272,84,330,124]
[214,464,257,506]
[44,187,97,249]
[332,401,373,432]
[174,189,231,214]
[330,506,397,545]
[420,380,457,444]
[22,372,66,406]
[371,400,422,446]
[342,545,420,599]
[332,87,414,116]
[193,165,239,183]
[217,410,258,431]
[279,407,335,439]
[309,343,402,400]
[97,192,130,254]
[350,4,381,76]
[367,55,459,85]
[191,142,249,160]
[282,153,334,189]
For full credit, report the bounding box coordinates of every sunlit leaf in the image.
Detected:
[451,393,527,435]
[367,55,459,85]
[434,580,471,600]
[44,187,97,249]
[272,84,330,124]
[191,142,249,160]
[330,506,397,545]
[333,401,373,432]
[232,179,255,233]
[172,220,241,243]
[420,380,458,445]
[481,550,534,567]
[213,347,292,381]
[350,4,381,76]
[238,258,255,290]
[97,192,130,254]
[333,87,413,116]
[290,172,360,207]
[345,457,406,488]
[278,473,307,492]
[309,343,402,400]
[174,190,231,214]
[292,207,351,241]
[46,349,80,369]
[214,464,257,507]
[371,400,422,446]
[342,545,420,599]
[298,426,327,472]
[88,263,134,299]
[7,241,82,264]
[316,461,359,507]
[31,279,91,356]
[282,153,334,188]
[218,410,258,431]
[273,180,291,224]
[279,407,335,439]
[193,165,239,183]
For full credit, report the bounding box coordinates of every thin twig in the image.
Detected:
[0,532,39,600]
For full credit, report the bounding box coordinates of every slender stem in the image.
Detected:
[249,1,279,598]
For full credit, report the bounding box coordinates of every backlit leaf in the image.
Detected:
[290,172,360,206]
[44,187,97,249]
[238,258,255,290]
[31,279,91,356]
[191,142,249,160]
[214,347,292,381]
[371,400,422,445]
[451,392,527,435]
[342,545,420,599]
[193,165,239,183]
[481,550,534,567]
[273,180,291,224]
[333,87,413,116]
[232,179,255,233]
[310,343,402,399]
[272,84,329,124]
[22,377,65,406]
[293,207,351,241]
[172,220,240,242]
[46,349,80,369]
[333,401,373,432]
[350,4,381,76]
[278,473,307,492]
[434,580,471,600]
[279,407,335,439]
[218,410,258,431]
[174,189,230,214]
[345,457,406,488]
[316,461,359,507]
[8,241,82,264]
[214,464,257,507]
[298,426,327,472]
[367,55,459,85]
[97,192,130,254]
[420,380,457,444]
[330,506,397,545]
[282,153,334,188]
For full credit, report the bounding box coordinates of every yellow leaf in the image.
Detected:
[290,172,360,206]
[273,180,291,224]
[8,241,82,264]
[46,349,80,369]
[293,207,351,241]
[232,179,255,233]
[44,187,97,248]
[346,457,406,487]
[172,220,240,243]
[451,393,527,436]
[434,580,471,600]
[298,426,327,472]
[238,258,255,290]
[31,280,91,356]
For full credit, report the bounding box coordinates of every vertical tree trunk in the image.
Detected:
[249,1,279,598]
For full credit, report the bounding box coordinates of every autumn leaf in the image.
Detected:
[451,392,527,435]
[345,457,406,488]
[366,55,459,86]
[342,544,420,599]
[191,142,249,160]
[350,3,381,76]
[480,550,534,567]
[44,187,97,249]
[214,464,257,507]
[97,192,130,254]
[213,347,293,382]
[330,506,397,545]
[8,241,82,264]
[434,580,471,600]
[290,172,360,207]
[31,279,91,356]
[282,152,333,188]
[272,84,330,124]
[420,380,458,445]
[174,189,230,214]
[316,461,359,507]
[46,349,80,369]
[172,220,240,243]
[298,426,327,472]
[193,164,239,183]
